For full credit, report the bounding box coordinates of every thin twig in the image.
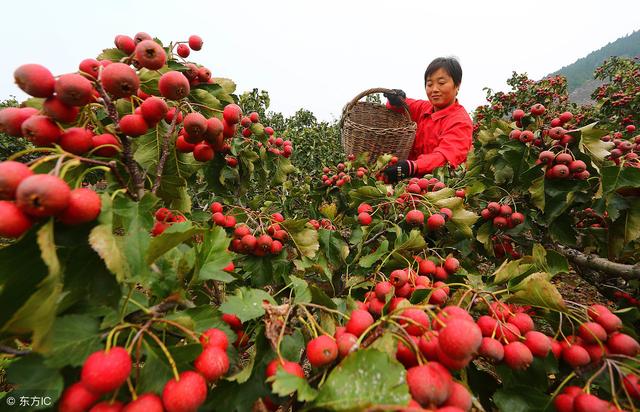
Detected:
[151,109,179,194]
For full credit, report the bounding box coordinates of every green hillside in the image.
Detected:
[550,30,640,94]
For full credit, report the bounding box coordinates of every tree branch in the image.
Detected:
[95,83,145,200]
[0,344,31,356]
[151,109,179,194]
[553,244,640,280]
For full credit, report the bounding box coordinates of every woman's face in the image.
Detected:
[425,68,459,111]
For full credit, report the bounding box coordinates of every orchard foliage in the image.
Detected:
[0,33,639,412]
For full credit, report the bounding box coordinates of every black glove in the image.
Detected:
[382,160,415,183]
[383,89,407,107]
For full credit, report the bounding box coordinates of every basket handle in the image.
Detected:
[341,87,413,124]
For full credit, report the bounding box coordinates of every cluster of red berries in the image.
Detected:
[229,221,287,257]
[265,133,294,158]
[175,103,244,162]
[307,218,336,231]
[210,201,238,228]
[480,201,525,230]
[604,130,640,167]
[536,150,590,180]
[612,290,640,308]
[150,207,187,236]
[554,383,638,412]
[321,163,352,187]
[59,325,231,412]
[174,34,205,58]
[0,162,101,238]
[575,207,608,229]
[491,234,521,259]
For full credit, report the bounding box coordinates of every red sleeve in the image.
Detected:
[386,98,428,123]
[413,119,473,175]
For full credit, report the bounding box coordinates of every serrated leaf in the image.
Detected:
[576,122,614,165]
[358,239,389,268]
[220,287,276,323]
[309,285,337,309]
[271,369,318,402]
[493,258,534,284]
[394,229,426,253]
[291,227,320,258]
[319,229,349,267]
[97,47,127,61]
[509,272,567,311]
[194,226,233,283]
[146,222,202,264]
[528,175,545,210]
[290,275,312,303]
[310,348,410,411]
[89,224,128,282]
[45,314,103,368]
[476,221,493,253]
[601,166,640,194]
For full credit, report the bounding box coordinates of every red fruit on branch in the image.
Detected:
[223,104,242,125]
[358,212,372,225]
[101,63,139,98]
[58,188,102,225]
[14,64,55,98]
[577,322,607,344]
[134,40,166,70]
[194,346,229,382]
[60,127,93,155]
[119,114,148,137]
[162,371,208,412]
[399,308,430,336]
[21,115,61,146]
[405,209,424,226]
[140,97,168,126]
[0,161,33,200]
[43,97,79,123]
[176,44,190,58]
[0,201,33,238]
[306,335,339,367]
[16,174,71,217]
[406,362,452,407]
[503,341,533,370]
[89,401,123,412]
[427,213,446,230]
[92,134,121,157]
[265,359,305,379]
[512,109,525,121]
[122,393,164,412]
[193,143,214,162]
[114,35,136,54]
[523,331,551,358]
[438,318,482,360]
[58,382,100,412]
[530,103,545,116]
[158,71,190,100]
[561,344,591,368]
[55,73,94,107]
[345,309,374,337]
[184,112,207,138]
[607,332,640,357]
[479,337,504,362]
[188,35,203,51]
[80,346,132,393]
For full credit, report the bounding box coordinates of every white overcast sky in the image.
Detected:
[0,0,638,122]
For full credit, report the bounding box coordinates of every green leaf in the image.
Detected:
[146,222,203,264]
[97,47,126,61]
[309,285,337,309]
[290,227,320,258]
[220,287,276,323]
[319,203,338,220]
[576,122,614,165]
[319,229,349,267]
[281,329,305,362]
[528,175,545,210]
[271,369,318,402]
[89,224,128,282]
[1,222,63,351]
[509,272,567,312]
[290,275,312,303]
[608,199,640,257]
[476,221,493,253]
[394,229,426,253]
[311,348,410,411]
[493,258,534,284]
[358,239,389,268]
[6,354,63,408]
[601,166,640,194]
[45,314,103,368]
[194,226,233,283]
[493,386,550,412]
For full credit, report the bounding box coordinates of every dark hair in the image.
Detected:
[424,57,462,87]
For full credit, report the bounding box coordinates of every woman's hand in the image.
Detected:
[384,89,406,107]
[382,160,415,183]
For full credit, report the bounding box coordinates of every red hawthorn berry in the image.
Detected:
[306,335,339,367]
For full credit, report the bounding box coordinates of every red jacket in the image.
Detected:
[387,98,473,175]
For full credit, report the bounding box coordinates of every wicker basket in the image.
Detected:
[340,88,417,161]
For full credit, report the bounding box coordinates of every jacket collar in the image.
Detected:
[423,100,461,120]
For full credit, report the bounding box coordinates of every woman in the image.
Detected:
[382,57,473,183]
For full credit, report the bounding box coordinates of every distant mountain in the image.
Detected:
[548,30,640,104]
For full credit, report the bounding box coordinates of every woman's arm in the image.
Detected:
[413,120,473,175]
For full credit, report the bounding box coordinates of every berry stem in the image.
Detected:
[152,319,200,343]
[143,330,180,381]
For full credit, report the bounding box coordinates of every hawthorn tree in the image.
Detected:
[0,33,638,412]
